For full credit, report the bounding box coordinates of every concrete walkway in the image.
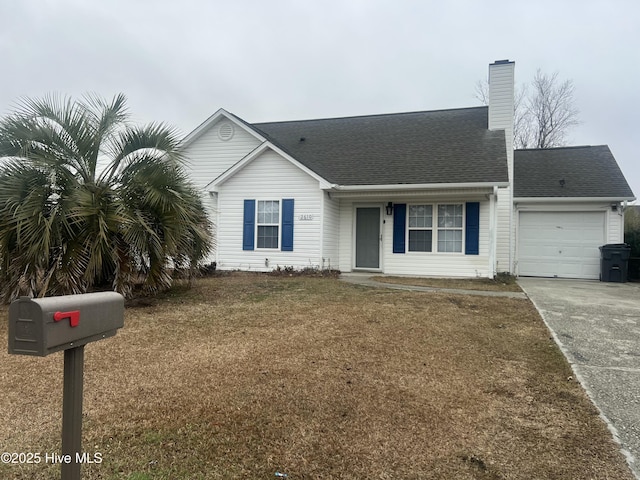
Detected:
[519,277,640,479]
[339,272,528,299]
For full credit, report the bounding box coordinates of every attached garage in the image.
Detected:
[517,211,605,279]
[514,146,635,280]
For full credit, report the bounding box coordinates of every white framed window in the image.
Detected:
[257,200,279,249]
[407,203,464,253]
[408,204,433,252]
[437,204,463,252]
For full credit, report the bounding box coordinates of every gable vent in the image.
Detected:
[218,122,234,141]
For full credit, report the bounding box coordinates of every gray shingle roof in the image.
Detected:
[514,146,635,199]
[252,106,508,186]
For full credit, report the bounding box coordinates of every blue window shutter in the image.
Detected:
[465,202,480,255]
[281,199,294,251]
[243,199,255,251]
[393,203,406,254]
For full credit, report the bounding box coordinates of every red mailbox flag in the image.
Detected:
[54,311,80,327]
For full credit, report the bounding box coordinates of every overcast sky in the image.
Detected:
[1,0,638,200]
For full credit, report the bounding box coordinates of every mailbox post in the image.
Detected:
[8,292,124,480]
[62,345,85,480]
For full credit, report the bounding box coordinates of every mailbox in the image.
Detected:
[8,292,124,357]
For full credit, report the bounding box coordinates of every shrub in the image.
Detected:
[625,207,640,257]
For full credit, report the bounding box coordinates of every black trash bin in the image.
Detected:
[599,243,631,282]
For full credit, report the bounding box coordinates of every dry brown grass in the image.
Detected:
[371,275,522,292]
[0,273,632,479]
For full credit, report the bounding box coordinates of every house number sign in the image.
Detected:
[299,214,314,221]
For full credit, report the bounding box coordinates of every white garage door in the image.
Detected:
[518,211,605,279]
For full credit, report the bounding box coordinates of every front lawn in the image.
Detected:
[0,274,632,479]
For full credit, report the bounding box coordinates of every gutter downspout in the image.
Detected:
[319,190,325,270]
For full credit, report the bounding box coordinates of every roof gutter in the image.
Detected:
[514,196,636,203]
[329,181,509,191]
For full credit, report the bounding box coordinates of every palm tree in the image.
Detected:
[0,93,212,301]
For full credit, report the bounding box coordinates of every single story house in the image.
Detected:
[181,60,635,279]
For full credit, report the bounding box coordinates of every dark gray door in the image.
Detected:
[355,207,380,269]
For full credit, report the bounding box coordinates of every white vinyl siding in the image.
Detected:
[488,61,515,181]
[495,185,512,272]
[181,119,261,191]
[321,193,340,270]
[216,149,323,271]
[338,196,492,277]
[607,208,625,244]
[488,61,515,274]
[201,192,218,265]
[338,205,354,272]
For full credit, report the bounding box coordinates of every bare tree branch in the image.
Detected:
[474,79,530,148]
[474,69,580,149]
[474,80,489,105]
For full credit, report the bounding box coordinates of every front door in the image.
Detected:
[355,207,381,269]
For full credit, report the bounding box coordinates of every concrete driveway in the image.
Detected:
[518,277,640,479]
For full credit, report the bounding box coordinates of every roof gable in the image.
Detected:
[180,108,265,150]
[514,146,635,200]
[211,142,333,190]
[252,107,508,186]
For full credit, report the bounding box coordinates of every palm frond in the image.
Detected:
[100,122,183,184]
[80,93,130,179]
[0,93,213,300]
